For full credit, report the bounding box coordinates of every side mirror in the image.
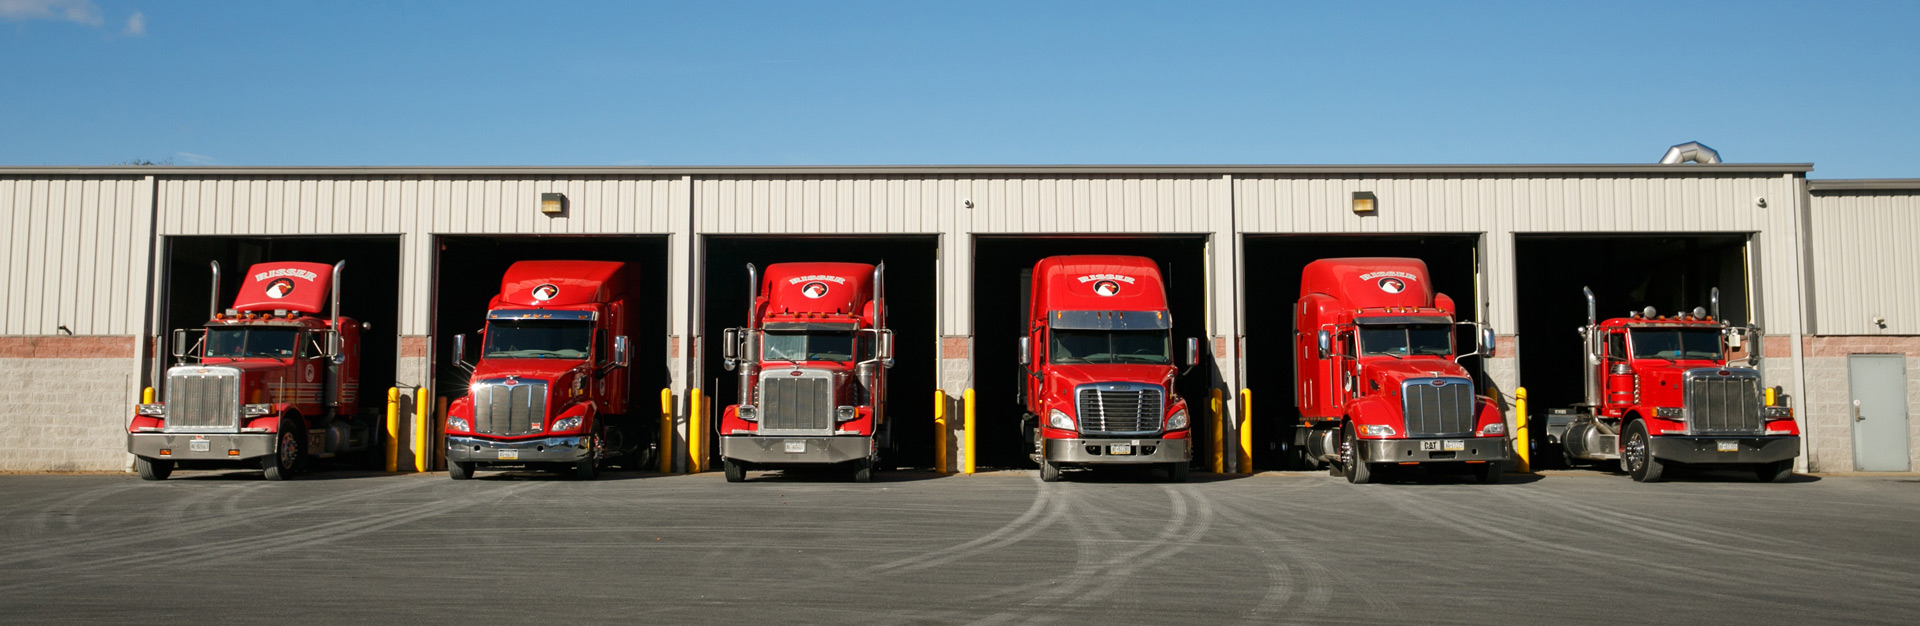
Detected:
[1184,337,1201,367]
[451,334,467,364]
[1746,327,1764,366]
[326,332,342,360]
[722,328,739,371]
[612,335,630,368]
[171,328,188,359]
[1317,330,1332,359]
[879,330,895,360]
[1017,336,1031,366]
[1479,327,1496,358]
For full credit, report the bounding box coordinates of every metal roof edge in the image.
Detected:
[0,163,1815,177]
[1807,178,1920,192]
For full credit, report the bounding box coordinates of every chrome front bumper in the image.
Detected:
[1045,437,1191,465]
[721,435,871,465]
[128,432,275,461]
[1649,436,1800,464]
[1361,437,1510,464]
[446,435,591,464]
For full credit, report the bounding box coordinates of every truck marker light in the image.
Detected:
[229,450,240,456]
[159,449,171,456]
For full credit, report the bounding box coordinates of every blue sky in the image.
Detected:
[3,1,1916,177]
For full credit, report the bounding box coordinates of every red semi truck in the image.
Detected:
[445,260,650,480]
[1546,287,1800,482]
[129,261,379,481]
[1291,257,1508,484]
[719,262,894,482]
[1019,255,1198,482]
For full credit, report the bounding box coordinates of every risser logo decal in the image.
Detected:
[1360,270,1416,294]
[1092,280,1121,297]
[1376,277,1406,294]
[1078,274,1134,297]
[531,284,559,301]
[304,363,316,383]
[265,278,297,299]
[801,281,830,299]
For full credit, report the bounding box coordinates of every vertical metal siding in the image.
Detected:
[0,177,153,336]
[1810,190,1920,335]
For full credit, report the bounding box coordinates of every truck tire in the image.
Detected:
[263,421,302,481]
[1341,425,1374,484]
[136,457,172,481]
[573,459,598,481]
[449,460,475,480]
[1166,461,1189,483]
[851,458,873,483]
[1475,461,1503,484]
[1039,456,1063,482]
[1622,421,1665,483]
[724,459,745,483]
[1755,460,1794,483]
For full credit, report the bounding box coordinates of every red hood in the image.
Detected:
[1044,363,1177,393]
[1357,356,1469,390]
[471,358,590,382]
[1632,359,1728,406]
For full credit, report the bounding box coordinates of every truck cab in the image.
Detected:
[129,261,377,480]
[1550,287,1800,482]
[719,262,893,482]
[1292,258,1508,484]
[444,260,646,480]
[1020,255,1197,482]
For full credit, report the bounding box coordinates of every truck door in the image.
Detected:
[1604,330,1632,407]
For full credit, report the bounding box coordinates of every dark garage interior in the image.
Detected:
[1239,234,1482,471]
[971,235,1213,470]
[699,235,939,470]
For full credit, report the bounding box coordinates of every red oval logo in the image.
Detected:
[1431,379,1446,387]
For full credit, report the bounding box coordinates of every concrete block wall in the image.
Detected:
[1798,336,1920,472]
[0,337,141,471]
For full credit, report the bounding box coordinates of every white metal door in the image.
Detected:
[1848,354,1911,471]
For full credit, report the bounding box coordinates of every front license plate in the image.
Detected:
[189,439,210,452]
[1444,440,1465,452]
[1717,440,1739,453]
[784,440,807,454]
[497,449,518,460]
[1107,444,1134,455]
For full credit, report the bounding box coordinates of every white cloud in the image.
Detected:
[0,0,104,26]
[174,152,217,165]
[123,11,142,36]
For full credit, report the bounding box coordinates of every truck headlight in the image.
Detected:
[738,405,758,422]
[1479,422,1506,436]
[1165,409,1189,430]
[136,403,166,417]
[1764,406,1792,420]
[1048,409,1075,431]
[243,403,275,416]
[1654,407,1686,419]
[1361,424,1396,437]
[836,406,858,422]
[550,417,582,433]
[447,417,471,432]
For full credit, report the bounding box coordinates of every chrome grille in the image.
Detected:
[1686,369,1764,434]
[164,366,240,432]
[761,373,833,433]
[1075,384,1164,435]
[473,379,548,437]
[1403,378,1475,437]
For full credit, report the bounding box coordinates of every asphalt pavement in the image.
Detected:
[2,465,1915,625]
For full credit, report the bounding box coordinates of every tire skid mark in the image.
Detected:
[1212,479,1380,621]
[13,482,142,538]
[867,475,1067,575]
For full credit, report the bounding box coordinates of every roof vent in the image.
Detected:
[1659,141,1721,164]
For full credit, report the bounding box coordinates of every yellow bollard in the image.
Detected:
[142,387,155,404]
[934,389,949,474]
[963,388,976,475]
[688,388,703,473]
[1239,389,1254,475]
[1514,387,1531,474]
[659,388,674,474]
[1210,388,1224,473]
[414,388,430,473]
[384,387,399,472]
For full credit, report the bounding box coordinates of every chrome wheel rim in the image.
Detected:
[1624,430,1647,473]
[1340,428,1354,469]
[277,431,297,469]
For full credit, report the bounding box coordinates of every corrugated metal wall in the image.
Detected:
[1809,189,1920,335]
[155,176,682,335]
[0,177,154,336]
[1234,173,1803,334]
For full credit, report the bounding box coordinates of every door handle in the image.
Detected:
[1853,399,1865,422]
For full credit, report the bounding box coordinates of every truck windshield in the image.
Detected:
[1050,330,1171,365]
[1358,324,1453,358]
[1631,328,1724,360]
[484,320,592,359]
[205,327,301,359]
[763,331,855,362]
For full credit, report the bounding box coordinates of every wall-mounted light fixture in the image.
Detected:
[540,192,568,216]
[1351,191,1377,215]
